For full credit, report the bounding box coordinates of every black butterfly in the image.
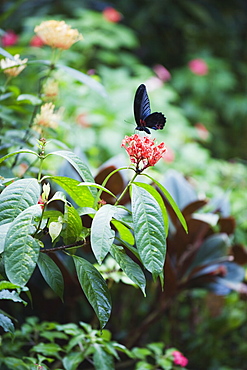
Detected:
[134,84,166,134]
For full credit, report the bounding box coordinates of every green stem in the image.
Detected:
[114,172,139,206]
[38,157,44,181]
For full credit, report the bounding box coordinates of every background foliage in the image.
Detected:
[1,1,247,369]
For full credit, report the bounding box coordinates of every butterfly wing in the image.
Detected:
[134,84,151,124]
[145,112,166,130]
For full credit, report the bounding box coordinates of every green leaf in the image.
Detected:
[0,289,27,304]
[110,244,146,296]
[0,47,16,60]
[61,204,82,244]
[0,280,20,290]
[4,205,42,287]
[62,352,85,370]
[17,94,42,105]
[38,253,64,301]
[0,149,38,165]
[0,313,15,333]
[131,184,166,275]
[0,222,11,252]
[78,182,116,199]
[72,255,112,329]
[49,221,63,242]
[93,344,114,370]
[91,204,116,264]
[46,176,95,207]
[0,178,40,225]
[111,219,135,245]
[32,342,62,358]
[57,64,107,97]
[144,174,188,233]
[134,181,169,236]
[47,150,97,196]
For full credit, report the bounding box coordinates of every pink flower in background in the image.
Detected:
[2,30,18,47]
[162,145,175,163]
[188,58,208,75]
[172,350,188,367]
[195,123,209,141]
[153,64,171,82]
[103,7,122,22]
[30,35,44,47]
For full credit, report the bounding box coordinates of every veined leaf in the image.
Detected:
[61,204,82,245]
[110,244,146,296]
[0,222,11,253]
[4,205,42,287]
[45,176,95,208]
[72,255,112,329]
[0,313,15,333]
[0,178,40,226]
[0,149,38,165]
[134,181,169,236]
[91,204,116,264]
[47,150,97,197]
[38,253,64,301]
[144,174,188,233]
[0,289,27,305]
[131,184,166,275]
[93,343,114,370]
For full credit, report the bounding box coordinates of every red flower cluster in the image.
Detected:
[1,30,18,47]
[172,350,188,367]
[121,134,166,173]
[188,58,208,76]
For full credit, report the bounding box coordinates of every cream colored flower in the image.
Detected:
[33,103,61,129]
[0,54,28,77]
[43,78,59,101]
[34,20,83,50]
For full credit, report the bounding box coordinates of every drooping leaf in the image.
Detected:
[131,184,166,275]
[49,221,63,242]
[0,313,15,333]
[72,255,112,329]
[46,176,95,208]
[111,219,135,245]
[0,178,40,226]
[78,182,116,199]
[17,94,42,105]
[144,173,188,233]
[4,205,42,287]
[110,244,146,296]
[0,289,27,304]
[61,204,83,245]
[47,150,97,196]
[93,344,114,370]
[0,149,38,165]
[38,253,64,301]
[91,204,116,264]
[0,47,16,60]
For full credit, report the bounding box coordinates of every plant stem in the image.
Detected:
[114,172,139,206]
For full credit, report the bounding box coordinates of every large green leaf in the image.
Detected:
[131,184,166,275]
[134,181,169,237]
[37,253,64,301]
[91,205,116,264]
[61,204,83,245]
[47,150,97,196]
[46,176,95,208]
[4,205,42,287]
[0,178,40,225]
[144,174,188,233]
[0,223,11,253]
[110,244,146,295]
[93,344,114,370]
[72,255,111,329]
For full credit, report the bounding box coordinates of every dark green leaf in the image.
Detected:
[110,244,146,295]
[38,253,64,301]
[61,204,82,244]
[73,255,111,329]
[4,205,42,287]
[91,205,116,264]
[131,184,166,275]
[0,178,40,225]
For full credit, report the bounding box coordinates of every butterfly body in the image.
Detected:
[134,84,166,134]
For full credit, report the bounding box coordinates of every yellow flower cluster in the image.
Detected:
[0,54,28,77]
[34,20,83,50]
[33,103,61,130]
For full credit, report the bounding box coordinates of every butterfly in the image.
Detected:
[134,84,166,134]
